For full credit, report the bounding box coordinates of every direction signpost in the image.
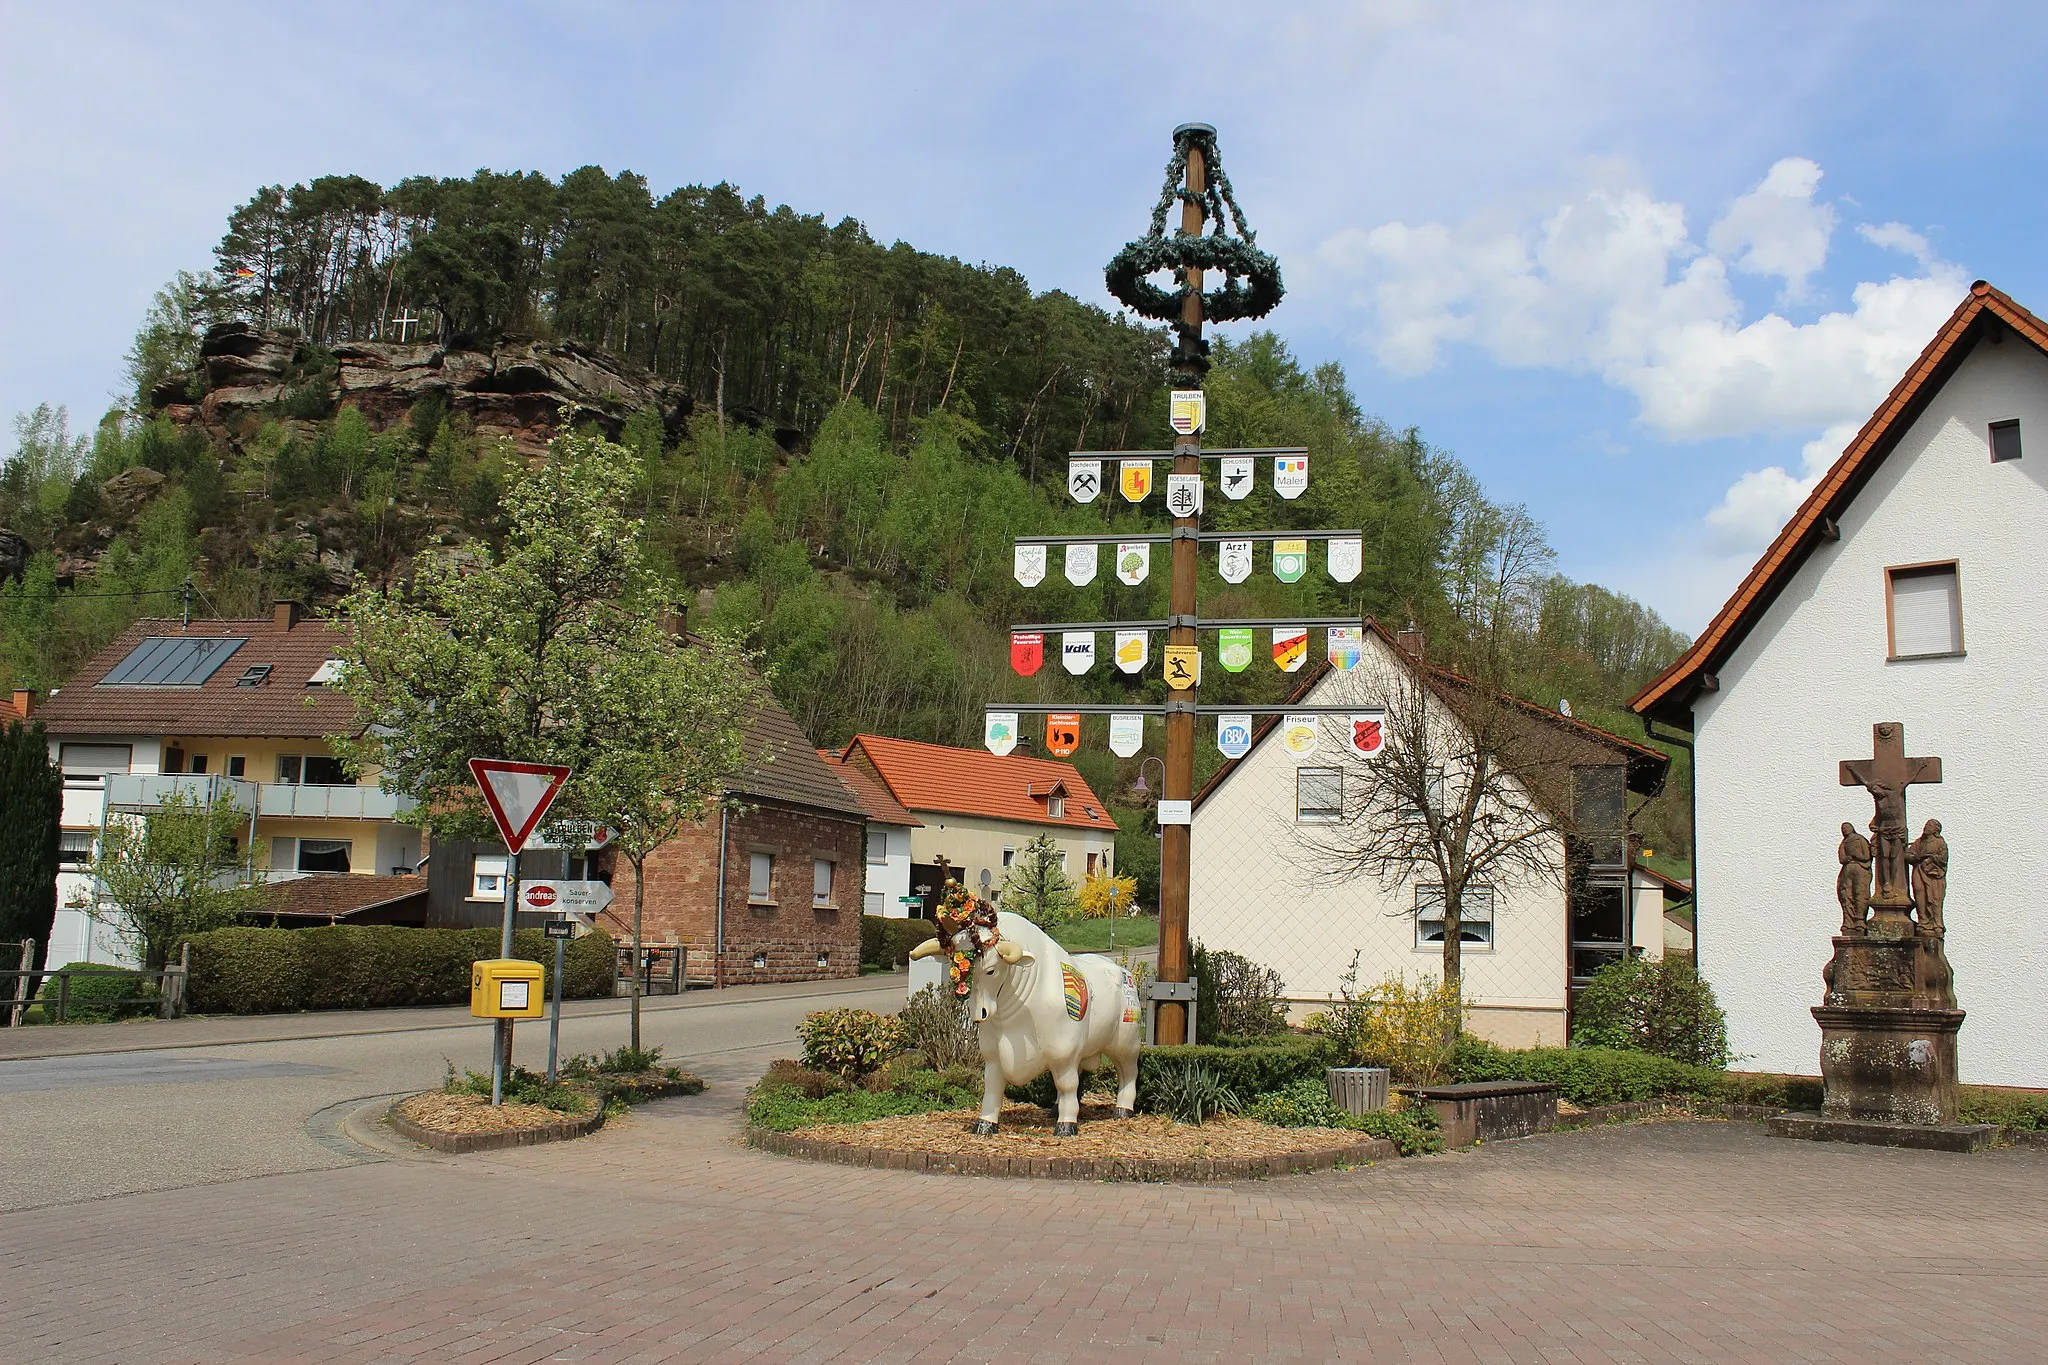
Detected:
[467,758,572,1105]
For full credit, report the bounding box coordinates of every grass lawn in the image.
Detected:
[1053,915,1159,952]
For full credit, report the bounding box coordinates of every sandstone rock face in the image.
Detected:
[179,323,690,453]
[101,465,168,518]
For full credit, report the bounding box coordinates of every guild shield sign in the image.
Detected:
[1349,713,1386,757]
[1115,541,1150,585]
[1272,626,1307,672]
[1119,460,1153,503]
[1045,713,1082,758]
[1064,542,1098,586]
[1013,543,1046,587]
[1217,539,1253,584]
[1010,632,1043,676]
[1217,628,1253,673]
[1273,456,1308,500]
[1169,388,1206,435]
[1068,459,1102,504]
[1061,631,1095,675]
[1327,537,1362,584]
[1217,713,1253,760]
[1273,539,1308,583]
[1108,712,1144,758]
[1220,456,1254,500]
[1114,629,1149,674]
[984,711,1018,757]
[1282,713,1319,756]
[1162,645,1201,689]
[1166,473,1203,518]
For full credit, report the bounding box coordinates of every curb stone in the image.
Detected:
[743,1125,1398,1180]
[386,1096,606,1154]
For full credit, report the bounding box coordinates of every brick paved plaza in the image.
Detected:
[7,1061,2046,1365]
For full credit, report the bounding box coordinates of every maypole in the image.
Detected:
[988,124,1376,1047]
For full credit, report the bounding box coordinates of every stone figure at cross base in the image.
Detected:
[908,888,1142,1137]
[1907,819,1949,934]
[1836,822,1873,934]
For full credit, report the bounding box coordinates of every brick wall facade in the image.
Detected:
[609,801,864,986]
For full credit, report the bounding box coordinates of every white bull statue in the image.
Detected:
[911,898,1142,1136]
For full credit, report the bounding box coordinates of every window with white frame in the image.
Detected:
[471,854,509,900]
[866,831,888,865]
[1415,884,1495,948]
[1887,562,1963,658]
[1001,846,1015,867]
[295,839,352,874]
[1296,767,1343,822]
[812,858,835,906]
[749,851,774,902]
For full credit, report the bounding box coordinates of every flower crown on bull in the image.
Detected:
[935,882,1001,998]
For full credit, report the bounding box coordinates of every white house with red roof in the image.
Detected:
[833,734,1119,911]
[1631,281,2048,1088]
[819,749,922,917]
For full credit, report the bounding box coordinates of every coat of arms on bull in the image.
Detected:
[913,888,1143,1137]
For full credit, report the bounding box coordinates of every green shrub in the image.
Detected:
[1142,1059,1240,1124]
[898,983,979,1069]
[860,915,936,969]
[1138,1036,1335,1101]
[797,1007,905,1079]
[1309,956,1464,1082]
[1190,942,1288,1040]
[178,925,616,1014]
[746,1058,980,1133]
[1571,957,1730,1066]
[443,1062,591,1115]
[1959,1088,2048,1132]
[1242,1078,1444,1155]
[1451,1041,1730,1106]
[44,963,153,1023]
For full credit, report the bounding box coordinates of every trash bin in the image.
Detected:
[1326,1066,1390,1115]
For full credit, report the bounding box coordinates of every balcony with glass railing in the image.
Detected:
[93,773,415,823]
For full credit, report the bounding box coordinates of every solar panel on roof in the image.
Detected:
[97,636,247,687]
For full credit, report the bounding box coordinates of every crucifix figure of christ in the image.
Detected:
[1839,722,1942,912]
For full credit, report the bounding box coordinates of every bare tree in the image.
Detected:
[1296,660,1582,1008]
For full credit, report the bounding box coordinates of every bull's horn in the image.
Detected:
[907,939,947,960]
[995,939,1030,964]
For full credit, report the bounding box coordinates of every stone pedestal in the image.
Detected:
[1812,915,1964,1126]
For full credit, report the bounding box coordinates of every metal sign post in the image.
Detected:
[544,918,575,1083]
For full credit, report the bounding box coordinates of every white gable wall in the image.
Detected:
[1694,335,2048,1086]
[1190,632,1571,1047]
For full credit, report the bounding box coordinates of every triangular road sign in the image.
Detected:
[468,758,572,854]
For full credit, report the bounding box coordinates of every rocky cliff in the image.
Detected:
[161,322,693,454]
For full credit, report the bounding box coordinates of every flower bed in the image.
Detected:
[754,1100,1396,1181]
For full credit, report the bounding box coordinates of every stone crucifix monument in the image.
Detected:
[1773,722,1994,1150]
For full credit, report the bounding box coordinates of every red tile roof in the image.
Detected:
[1630,281,2048,725]
[845,734,1118,833]
[817,750,921,826]
[37,616,359,739]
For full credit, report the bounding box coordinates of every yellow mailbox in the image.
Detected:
[470,958,546,1019]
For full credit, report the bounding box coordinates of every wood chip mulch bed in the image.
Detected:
[750,1100,1398,1181]
[388,1091,604,1155]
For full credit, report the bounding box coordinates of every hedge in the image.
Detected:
[178,925,616,1014]
[44,963,154,1023]
[860,915,936,970]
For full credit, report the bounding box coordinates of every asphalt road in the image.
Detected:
[0,974,905,1213]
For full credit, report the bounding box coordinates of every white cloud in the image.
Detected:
[1857,220,1935,266]
[1315,158,1966,443]
[1704,157,1835,301]
[1702,420,1860,554]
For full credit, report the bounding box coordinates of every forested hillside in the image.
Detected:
[0,165,1694,879]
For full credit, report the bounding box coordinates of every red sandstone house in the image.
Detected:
[428,691,868,987]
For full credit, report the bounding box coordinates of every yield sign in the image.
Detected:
[468,758,572,854]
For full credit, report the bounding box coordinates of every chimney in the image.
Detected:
[9,689,32,719]
[273,600,302,632]
[660,604,687,638]
[1395,622,1425,660]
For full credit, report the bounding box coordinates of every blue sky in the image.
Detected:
[4,1,2043,631]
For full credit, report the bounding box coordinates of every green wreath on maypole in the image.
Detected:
[1103,123,1284,376]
